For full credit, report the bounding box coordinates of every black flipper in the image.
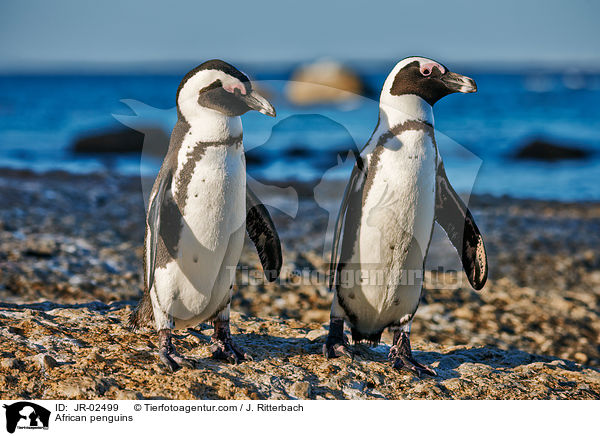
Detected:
[435,162,488,290]
[146,169,172,292]
[246,186,282,282]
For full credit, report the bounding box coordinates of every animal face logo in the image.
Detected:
[3,402,51,433]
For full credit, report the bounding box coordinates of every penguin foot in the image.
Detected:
[323,339,352,359]
[323,317,353,359]
[390,353,437,377]
[210,319,252,364]
[158,329,197,372]
[389,331,436,377]
[210,338,252,364]
[159,348,196,372]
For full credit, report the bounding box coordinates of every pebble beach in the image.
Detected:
[0,169,598,399]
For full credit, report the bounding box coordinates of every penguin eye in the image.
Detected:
[223,81,247,95]
[421,67,432,77]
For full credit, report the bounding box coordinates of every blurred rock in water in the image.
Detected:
[513,139,591,161]
[72,126,168,156]
[286,59,365,105]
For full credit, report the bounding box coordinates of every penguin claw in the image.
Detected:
[323,339,353,359]
[210,338,251,364]
[388,330,436,377]
[391,355,437,377]
[210,319,252,364]
[388,345,436,378]
[171,354,197,369]
[157,329,197,372]
[323,318,352,359]
[159,351,181,372]
[159,348,197,372]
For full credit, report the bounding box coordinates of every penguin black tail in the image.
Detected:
[129,290,154,330]
[350,328,382,347]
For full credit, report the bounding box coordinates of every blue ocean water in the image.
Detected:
[0,69,599,201]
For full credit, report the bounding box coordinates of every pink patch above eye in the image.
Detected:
[223,82,246,95]
[420,62,445,76]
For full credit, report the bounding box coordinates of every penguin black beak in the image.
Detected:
[441,71,477,93]
[241,90,276,117]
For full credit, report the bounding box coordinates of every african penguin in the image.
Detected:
[325,56,488,376]
[130,60,282,371]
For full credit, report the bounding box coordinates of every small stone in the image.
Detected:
[23,238,57,257]
[301,310,328,324]
[55,377,98,399]
[454,307,474,320]
[306,329,327,342]
[1,358,20,369]
[437,356,459,370]
[39,354,59,369]
[574,352,588,364]
[88,350,106,362]
[115,390,140,400]
[68,275,86,286]
[290,381,312,399]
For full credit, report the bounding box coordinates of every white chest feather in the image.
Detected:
[172,118,246,251]
[361,129,437,264]
[180,143,246,251]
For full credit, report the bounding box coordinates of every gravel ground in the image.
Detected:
[1,305,598,400]
[0,169,599,399]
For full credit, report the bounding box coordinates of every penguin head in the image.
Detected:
[176,59,276,119]
[381,56,477,107]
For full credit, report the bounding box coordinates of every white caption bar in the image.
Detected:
[0,400,596,436]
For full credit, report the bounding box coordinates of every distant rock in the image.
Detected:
[513,139,590,161]
[244,150,265,167]
[286,59,365,105]
[72,126,168,156]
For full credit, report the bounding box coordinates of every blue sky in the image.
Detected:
[0,0,598,71]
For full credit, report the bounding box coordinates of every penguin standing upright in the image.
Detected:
[325,57,488,376]
[130,60,282,371]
